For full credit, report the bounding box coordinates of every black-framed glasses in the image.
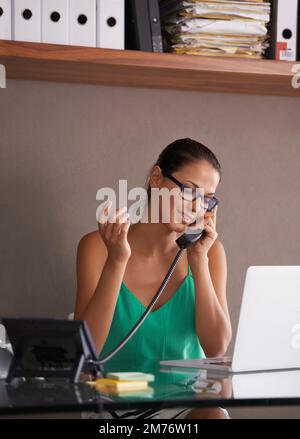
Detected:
[161,170,219,212]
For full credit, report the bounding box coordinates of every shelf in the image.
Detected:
[0,40,299,96]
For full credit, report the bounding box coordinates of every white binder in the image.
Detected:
[69,0,96,47]
[0,0,11,40]
[12,0,41,42]
[276,0,299,61]
[96,0,124,49]
[42,0,69,45]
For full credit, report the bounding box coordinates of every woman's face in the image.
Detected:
[149,160,220,234]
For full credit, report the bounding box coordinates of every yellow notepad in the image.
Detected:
[94,378,149,392]
[106,372,155,382]
[97,386,155,398]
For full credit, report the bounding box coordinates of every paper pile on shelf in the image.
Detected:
[159,0,271,58]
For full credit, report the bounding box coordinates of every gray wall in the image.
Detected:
[1,79,300,417]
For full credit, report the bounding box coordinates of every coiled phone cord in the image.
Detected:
[89,246,185,374]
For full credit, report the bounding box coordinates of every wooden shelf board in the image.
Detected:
[0,40,299,96]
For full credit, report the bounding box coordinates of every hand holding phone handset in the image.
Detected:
[176,225,205,250]
[176,195,218,251]
[182,205,219,257]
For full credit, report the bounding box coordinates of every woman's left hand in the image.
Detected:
[187,205,218,263]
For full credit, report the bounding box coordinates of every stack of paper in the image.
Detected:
[159,0,271,58]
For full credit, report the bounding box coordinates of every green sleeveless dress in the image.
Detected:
[99,265,206,367]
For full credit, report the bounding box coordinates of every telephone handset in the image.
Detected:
[176,223,205,250]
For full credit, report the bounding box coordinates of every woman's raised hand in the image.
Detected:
[97,200,131,264]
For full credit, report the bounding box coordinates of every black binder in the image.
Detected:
[268,0,278,59]
[125,0,163,52]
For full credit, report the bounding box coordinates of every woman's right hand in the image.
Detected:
[97,200,131,264]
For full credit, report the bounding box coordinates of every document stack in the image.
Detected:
[159,0,272,59]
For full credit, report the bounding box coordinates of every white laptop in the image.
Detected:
[160,266,300,375]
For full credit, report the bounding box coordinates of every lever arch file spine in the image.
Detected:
[148,0,163,52]
[96,0,125,49]
[41,0,69,45]
[273,0,299,61]
[69,0,96,47]
[125,0,152,51]
[0,0,12,40]
[125,0,163,52]
[12,0,41,43]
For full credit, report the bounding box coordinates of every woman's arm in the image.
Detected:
[74,232,129,354]
[74,200,131,355]
[192,239,232,358]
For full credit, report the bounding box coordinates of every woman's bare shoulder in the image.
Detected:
[77,230,108,261]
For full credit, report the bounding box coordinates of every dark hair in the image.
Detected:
[146,138,222,196]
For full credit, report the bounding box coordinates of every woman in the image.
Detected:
[75,138,232,419]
